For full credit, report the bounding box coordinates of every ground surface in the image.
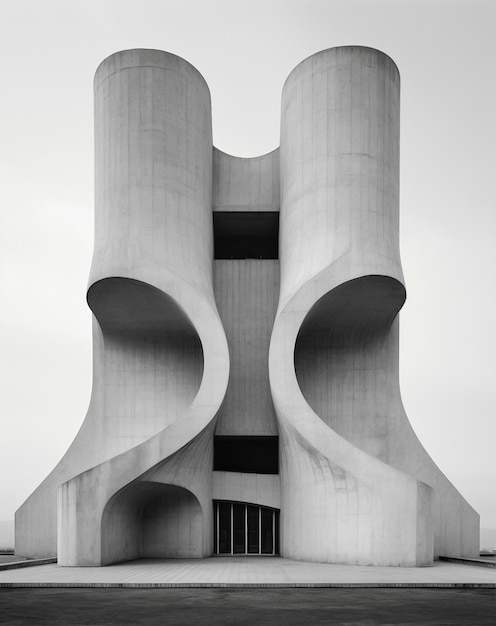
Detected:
[0,588,495,625]
[2,557,496,586]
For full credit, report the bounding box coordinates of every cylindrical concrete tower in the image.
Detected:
[279,46,402,307]
[91,48,214,294]
[17,50,230,565]
[270,47,477,565]
[55,50,229,566]
[271,47,433,566]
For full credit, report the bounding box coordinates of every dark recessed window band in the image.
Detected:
[214,436,279,474]
[213,212,279,259]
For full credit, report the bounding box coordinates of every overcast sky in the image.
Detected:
[1,0,495,534]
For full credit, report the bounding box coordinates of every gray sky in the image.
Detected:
[1,0,495,532]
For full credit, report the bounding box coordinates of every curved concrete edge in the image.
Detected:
[269,44,478,565]
[57,274,229,566]
[212,472,281,509]
[282,45,401,94]
[18,47,229,565]
[93,49,212,102]
[213,148,280,212]
[269,266,434,566]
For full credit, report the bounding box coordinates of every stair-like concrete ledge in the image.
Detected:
[439,556,496,568]
[0,558,57,572]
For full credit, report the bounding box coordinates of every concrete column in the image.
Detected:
[272,47,434,566]
[279,46,402,309]
[92,48,214,296]
[55,51,228,566]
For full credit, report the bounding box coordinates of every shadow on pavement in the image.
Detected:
[1,588,496,625]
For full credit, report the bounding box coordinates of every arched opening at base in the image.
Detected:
[101,482,203,565]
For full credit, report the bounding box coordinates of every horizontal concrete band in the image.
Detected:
[1,582,496,588]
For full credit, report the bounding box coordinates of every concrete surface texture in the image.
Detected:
[270,47,478,565]
[15,46,478,567]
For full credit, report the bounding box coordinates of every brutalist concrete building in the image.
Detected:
[16,47,479,566]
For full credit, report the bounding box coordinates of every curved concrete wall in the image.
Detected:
[56,50,229,566]
[212,149,280,437]
[213,148,280,212]
[214,260,279,436]
[270,47,478,565]
[17,50,229,564]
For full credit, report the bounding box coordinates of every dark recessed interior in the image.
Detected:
[214,436,279,474]
[213,212,279,259]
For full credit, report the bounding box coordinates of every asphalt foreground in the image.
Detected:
[1,588,496,625]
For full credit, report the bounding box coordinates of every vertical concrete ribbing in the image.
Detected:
[279,47,402,310]
[91,49,214,297]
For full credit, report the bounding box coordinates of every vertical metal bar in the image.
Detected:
[245,505,248,555]
[258,507,261,554]
[216,502,219,554]
[272,510,275,555]
[231,502,234,555]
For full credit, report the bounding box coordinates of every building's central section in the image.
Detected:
[213,256,279,437]
[211,149,281,553]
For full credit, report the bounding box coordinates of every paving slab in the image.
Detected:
[0,557,496,588]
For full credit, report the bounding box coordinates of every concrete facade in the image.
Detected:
[15,47,479,566]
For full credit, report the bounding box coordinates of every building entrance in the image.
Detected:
[213,501,279,555]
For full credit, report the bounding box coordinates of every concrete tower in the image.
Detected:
[16,47,479,566]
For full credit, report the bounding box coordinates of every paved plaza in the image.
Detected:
[1,558,495,625]
[1,557,496,588]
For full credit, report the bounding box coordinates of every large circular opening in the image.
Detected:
[294,276,405,446]
[88,277,203,438]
